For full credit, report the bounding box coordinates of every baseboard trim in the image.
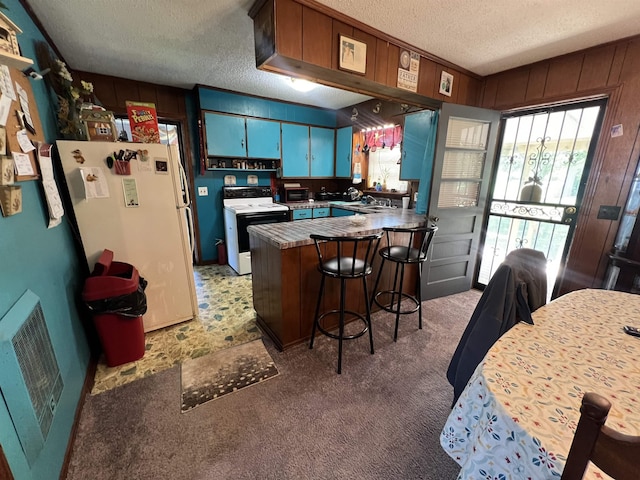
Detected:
[1,444,14,480]
[59,353,98,480]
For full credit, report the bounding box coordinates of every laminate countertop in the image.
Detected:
[248,210,427,249]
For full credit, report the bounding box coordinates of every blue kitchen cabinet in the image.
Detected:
[292,209,313,220]
[400,110,435,180]
[312,207,330,218]
[310,127,335,177]
[282,123,310,177]
[204,112,247,157]
[332,207,355,217]
[281,124,336,178]
[335,126,353,178]
[246,118,281,159]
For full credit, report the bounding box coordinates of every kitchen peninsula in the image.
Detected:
[248,210,428,350]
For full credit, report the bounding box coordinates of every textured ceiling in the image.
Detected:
[23,0,640,110]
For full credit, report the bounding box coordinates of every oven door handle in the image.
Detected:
[237,212,288,222]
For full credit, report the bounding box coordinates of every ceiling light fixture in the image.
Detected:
[289,77,317,92]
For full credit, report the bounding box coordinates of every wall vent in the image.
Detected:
[0,290,63,466]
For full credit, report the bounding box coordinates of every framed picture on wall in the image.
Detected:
[339,35,367,74]
[439,71,453,96]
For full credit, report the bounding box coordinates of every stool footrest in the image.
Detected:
[316,310,369,340]
[373,291,420,315]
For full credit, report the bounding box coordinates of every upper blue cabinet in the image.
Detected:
[246,118,281,159]
[205,112,247,157]
[400,110,436,180]
[204,113,282,159]
[335,126,353,178]
[310,127,334,177]
[281,123,310,177]
[282,124,335,178]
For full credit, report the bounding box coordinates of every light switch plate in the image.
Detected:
[597,205,620,220]
[197,186,208,196]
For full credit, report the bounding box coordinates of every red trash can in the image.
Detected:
[82,249,146,367]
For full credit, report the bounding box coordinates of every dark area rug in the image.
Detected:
[180,339,278,412]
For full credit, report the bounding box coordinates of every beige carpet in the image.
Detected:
[180,339,278,412]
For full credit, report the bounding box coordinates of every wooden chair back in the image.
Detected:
[561,392,640,480]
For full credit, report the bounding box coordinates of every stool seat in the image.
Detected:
[371,225,437,341]
[320,258,370,277]
[380,246,425,263]
[309,232,382,374]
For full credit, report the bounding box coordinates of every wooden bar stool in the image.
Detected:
[370,225,437,341]
[309,232,382,374]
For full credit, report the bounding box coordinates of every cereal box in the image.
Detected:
[126,101,160,143]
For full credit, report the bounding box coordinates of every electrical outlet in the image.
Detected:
[197,186,208,196]
[597,205,620,220]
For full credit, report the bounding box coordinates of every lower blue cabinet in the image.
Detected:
[292,208,330,220]
[331,207,355,217]
[312,207,330,218]
[292,209,312,220]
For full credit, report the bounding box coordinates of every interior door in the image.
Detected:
[422,103,500,300]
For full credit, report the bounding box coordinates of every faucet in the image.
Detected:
[363,195,376,205]
[347,186,362,201]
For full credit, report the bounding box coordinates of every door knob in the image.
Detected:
[428,215,440,223]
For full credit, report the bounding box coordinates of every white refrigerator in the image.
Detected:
[56,140,197,332]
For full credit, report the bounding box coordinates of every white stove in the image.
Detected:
[222,186,290,275]
[224,201,290,214]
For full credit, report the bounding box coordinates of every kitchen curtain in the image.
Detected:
[415,110,438,215]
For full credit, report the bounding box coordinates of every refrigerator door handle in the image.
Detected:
[185,206,195,255]
[178,159,190,207]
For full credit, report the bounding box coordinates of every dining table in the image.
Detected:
[440,288,640,479]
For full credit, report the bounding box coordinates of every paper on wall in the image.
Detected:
[12,151,34,176]
[80,166,110,199]
[0,95,12,127]
[15,82,34,133]
[16,128,35,152]
[0,65,16,101]
[37,143,64,228]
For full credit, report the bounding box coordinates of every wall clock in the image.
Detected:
[400,50,411,69]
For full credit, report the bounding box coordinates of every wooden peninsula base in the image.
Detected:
[248,212,428,350]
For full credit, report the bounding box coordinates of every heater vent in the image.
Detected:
[0,290,63,466]
[12,301,63,438]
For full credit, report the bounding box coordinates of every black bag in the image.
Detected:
[85,276,148,318]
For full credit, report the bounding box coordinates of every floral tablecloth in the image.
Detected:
[440,289,640,479]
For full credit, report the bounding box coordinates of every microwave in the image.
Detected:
[283,186,309,203]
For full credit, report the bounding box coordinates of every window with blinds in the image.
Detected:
[438,117,490,208]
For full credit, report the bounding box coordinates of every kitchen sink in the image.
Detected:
[358,205,398,212]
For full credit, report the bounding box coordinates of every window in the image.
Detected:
[362,125,408,192]
[114,117,180,146]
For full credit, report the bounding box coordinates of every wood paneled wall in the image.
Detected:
[480,36,640,295]
[74,71,189,119]
[250,0,482,109]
